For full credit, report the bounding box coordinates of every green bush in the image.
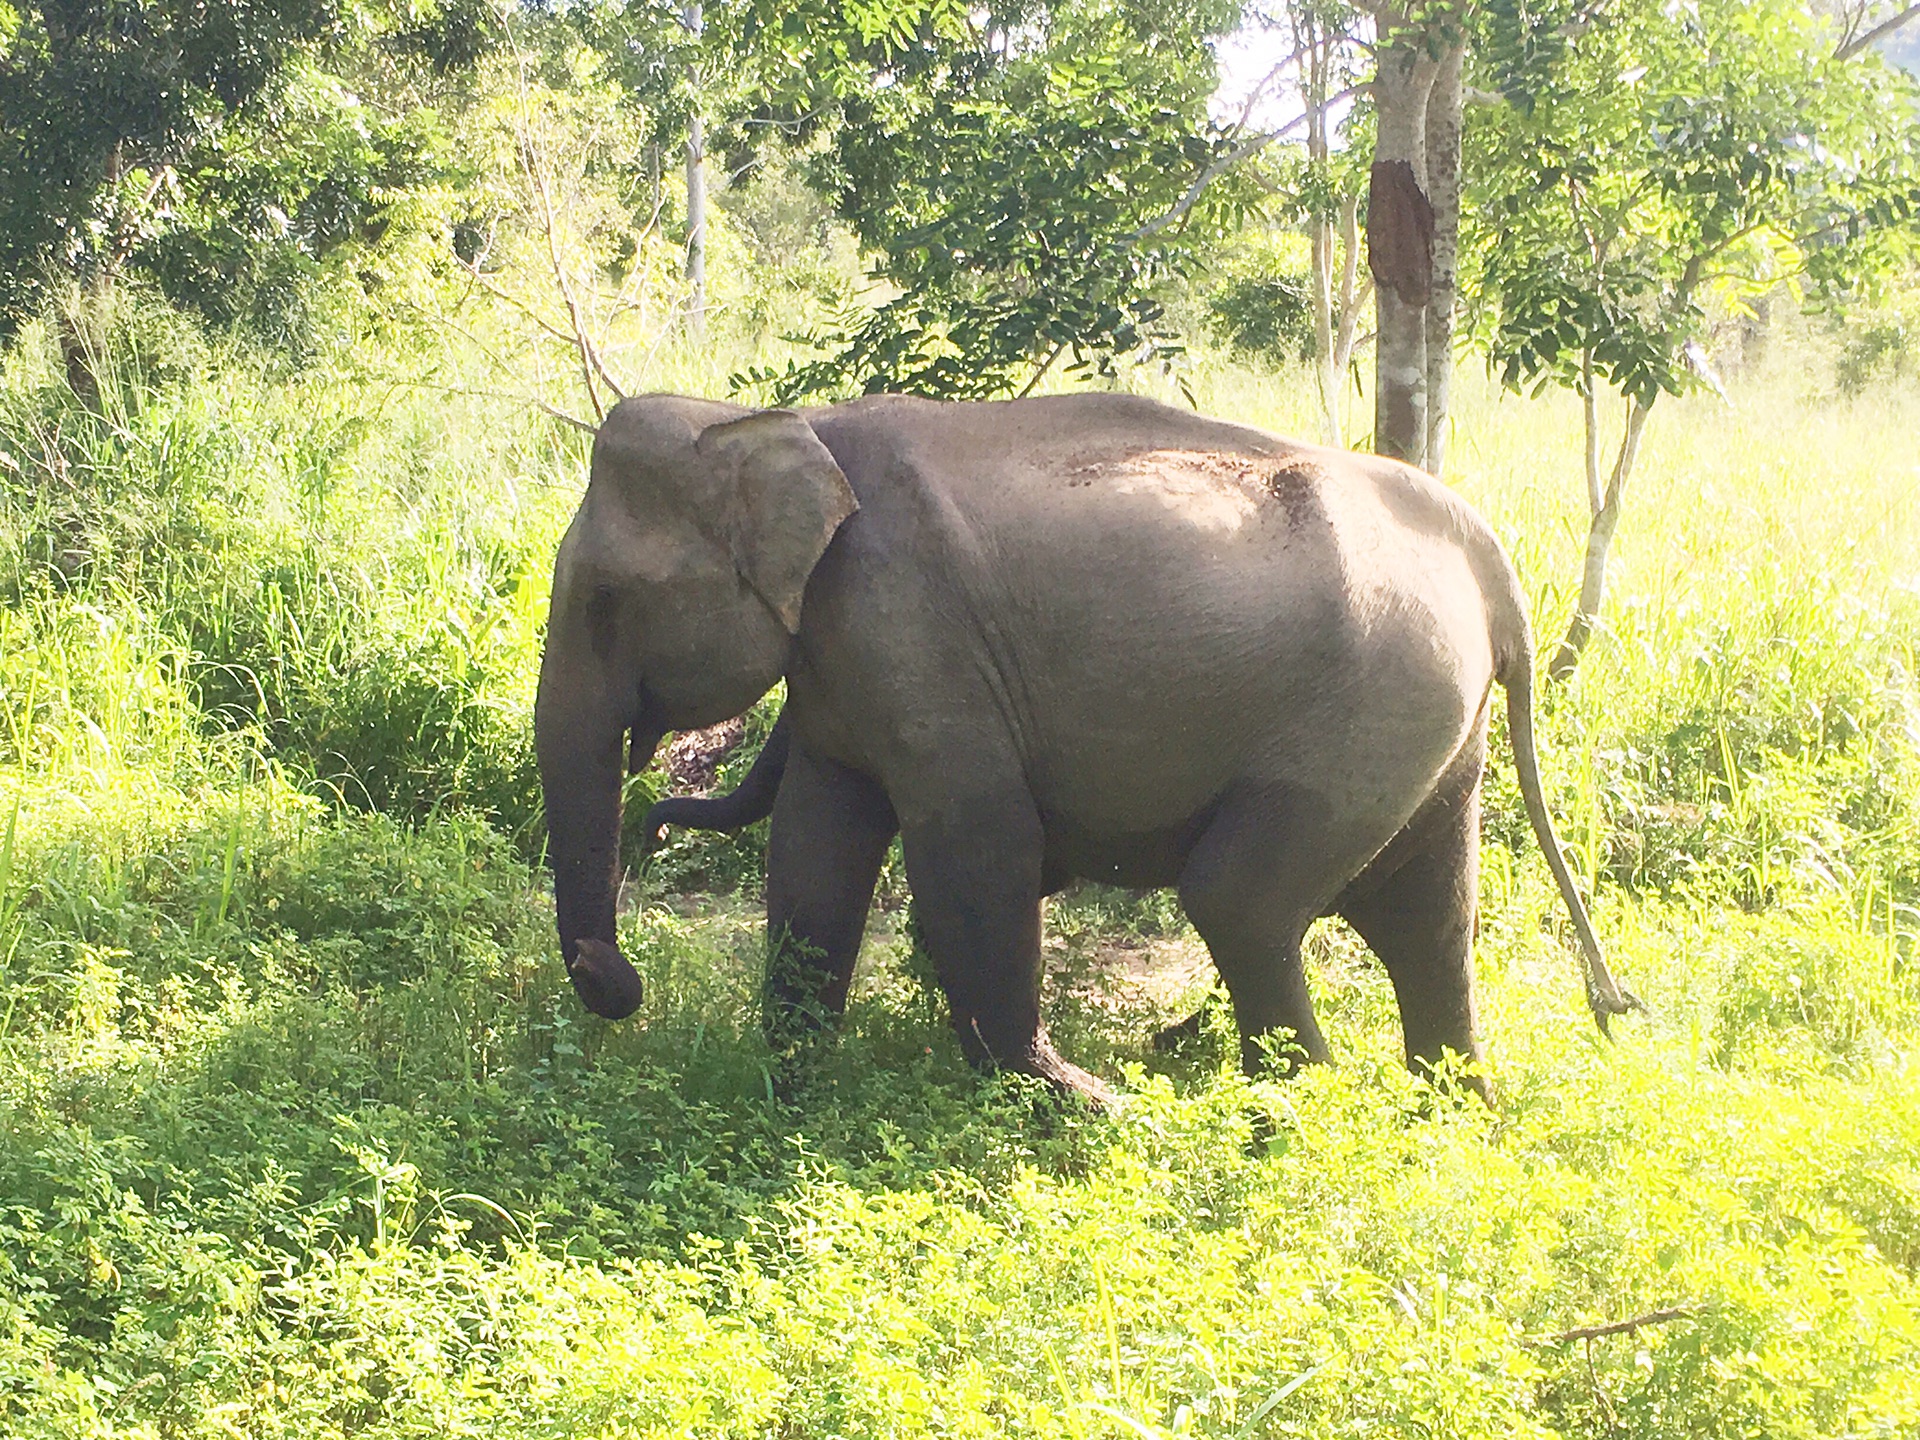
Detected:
[1204,268,1316,368]
[1833,287,1919,394]
[0,296,571,844]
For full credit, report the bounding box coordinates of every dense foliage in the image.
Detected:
[0,0,495,342]
[1467,0,1920,407]
[736,0,1251,400]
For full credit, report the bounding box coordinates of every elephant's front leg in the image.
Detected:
[763,746,898,1045]
[899,789,1112,1103]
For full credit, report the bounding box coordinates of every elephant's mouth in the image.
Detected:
[627,680,667,775]
[628,723,665,776]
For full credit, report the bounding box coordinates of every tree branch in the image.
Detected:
[457,260,587,350]
[1223,43,1313,144]
[1131,84,1368,243]
[381,371,599,438]
[1837,1,1920,60]
[1017,340,1068,398]
[504,22,627,420]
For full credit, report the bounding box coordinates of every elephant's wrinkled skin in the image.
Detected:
[536,391,1638,1101]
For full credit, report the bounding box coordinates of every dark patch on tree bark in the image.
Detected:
[1366,160,1435,306]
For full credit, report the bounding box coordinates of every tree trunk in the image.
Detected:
[1368,39,1438,466]
[58,312,100,409]
[1549,396,1652,684]
[684,2,708,340]
[1422,44,1464,477]
[1313,217,1341,447]
[1581,351,1603,513]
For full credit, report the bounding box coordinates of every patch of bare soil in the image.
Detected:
[661,718,747,793]
[1045,930,1214,1030]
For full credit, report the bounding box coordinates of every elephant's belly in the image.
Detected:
[1041,810,1218,892]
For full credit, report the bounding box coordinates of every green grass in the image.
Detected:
[0,298,1916,1437]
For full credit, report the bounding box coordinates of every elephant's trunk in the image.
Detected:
[537,666,657,1021]
[642,706,791,845]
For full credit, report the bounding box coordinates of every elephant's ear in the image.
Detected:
[695,409,858,633]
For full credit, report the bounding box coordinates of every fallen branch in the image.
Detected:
[1537,1305,1702,1344]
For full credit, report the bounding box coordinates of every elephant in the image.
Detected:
[535,391,1640,1103]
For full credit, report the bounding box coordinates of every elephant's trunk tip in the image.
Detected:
[568,936,645,1020]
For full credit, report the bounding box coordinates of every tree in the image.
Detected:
[1356,0,1469,470]
[1285,0,1373,445]
[683,0,709,336]
[1467,0,1920,682]
[0,0,492,384]
[1827,0,1920,61]
[735,0,1252,402]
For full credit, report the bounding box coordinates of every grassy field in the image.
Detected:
[0,302,1917,1438]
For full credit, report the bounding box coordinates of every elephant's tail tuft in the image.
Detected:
[1500,644,1644,1034]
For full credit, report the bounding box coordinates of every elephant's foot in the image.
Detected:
[965,1017,1115,1108]
[569,937,645,1020]
[1152,997,1222,1054]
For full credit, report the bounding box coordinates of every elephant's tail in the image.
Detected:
[1501,651,1644,1034]
[642,707,792,845]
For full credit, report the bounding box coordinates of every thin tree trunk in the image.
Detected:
[1549,396,1652,683]
[59,310,100,409]
[1580,351,1602,513]
[1305,21,1341,446]
[1333,192,1367,378]
[684,2,708,340]
[1422,44,1464,476]
[1368,39,1439,466]
[59,141,134,409]
[1313,217,1341,446]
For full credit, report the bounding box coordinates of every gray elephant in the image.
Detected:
[535,391,1638,1102]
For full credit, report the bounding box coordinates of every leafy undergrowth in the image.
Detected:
[0,780,1915,1438]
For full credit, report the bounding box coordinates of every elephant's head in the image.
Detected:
[535,395,858,1019]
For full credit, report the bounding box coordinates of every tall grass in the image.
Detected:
[0,296,1915,1437]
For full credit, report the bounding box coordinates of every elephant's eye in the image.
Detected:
[633,678,661,725]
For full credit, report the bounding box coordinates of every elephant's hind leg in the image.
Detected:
[1336,757,1488,1097]
[764,746,898,1044]
[1177,783,1383,1076]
